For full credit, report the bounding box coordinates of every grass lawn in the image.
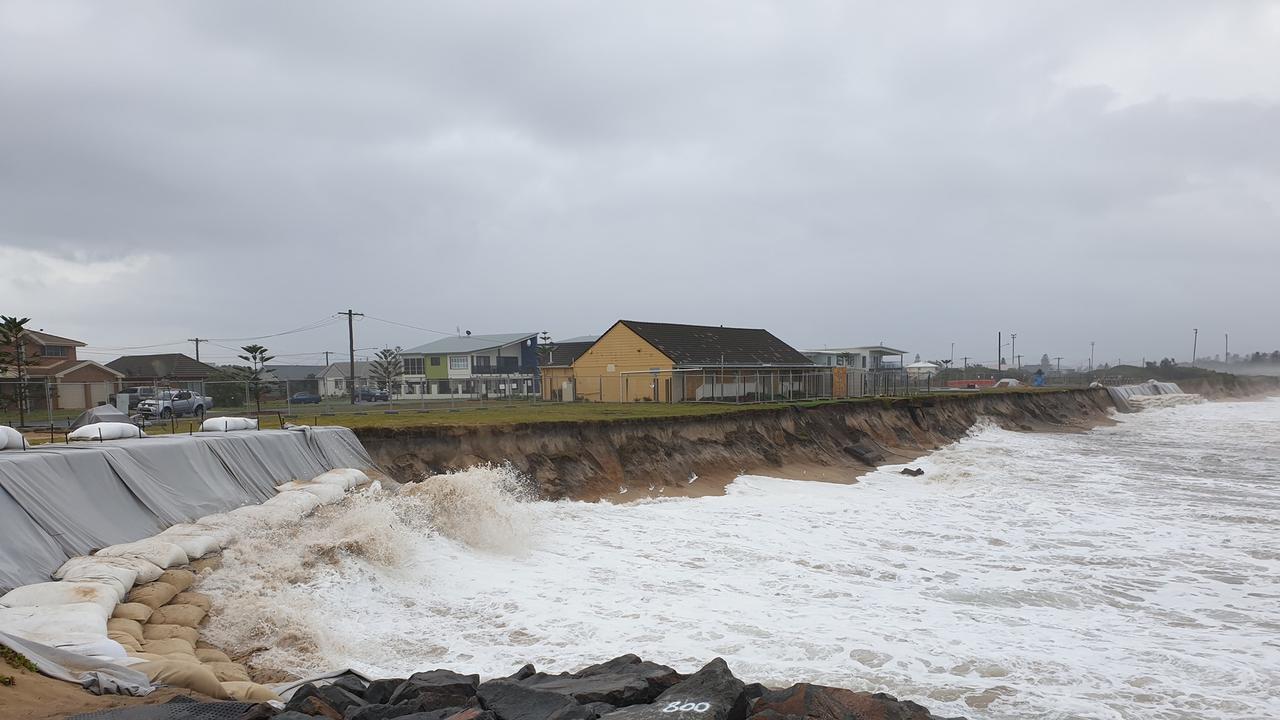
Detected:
[16,387,1086,443]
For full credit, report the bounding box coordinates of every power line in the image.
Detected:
[206,315,341,342]
[361,314,455,337]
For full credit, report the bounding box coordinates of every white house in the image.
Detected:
[802,345,907,370]
[318,361,373,397]
[399,332,540,399]
[905,361,942,380]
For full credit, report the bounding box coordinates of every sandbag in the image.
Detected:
[0,425,27,450]
[206,661,251,683]
[134,660,230,699]
[142,623,199,646]
[194,648,231,664]
[108,630,142,652]
[54,559,139,600]
[54,634,129,660]
[59,555,166,584]
[228,504,299,527]
[276,480,347,504]
[156,569,196,593]
[97,540,189,569]
[68,421,144,441]
[148,604,206,628]
[112,603,154,623]
[156,533,220,560]
[140,637,196,658]
[126,582,179,610]
[0,603,107,639]
[107,617,144,643]
[264,490,321,514]
[219,681,279,702]
[200,417,258,432]
[0,581,119,617]
[160,523,235,547]
[171,591,212,613]
[311,468,369,490]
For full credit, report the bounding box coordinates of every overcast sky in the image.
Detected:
[2,1,1277,368]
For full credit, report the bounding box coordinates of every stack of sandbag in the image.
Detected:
[67,422,144,441]
[309,467,371,490]
[0,425,27,450]
[0,581,124,660]
[200,417,258,432]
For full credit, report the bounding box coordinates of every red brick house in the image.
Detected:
[1,329,124,410]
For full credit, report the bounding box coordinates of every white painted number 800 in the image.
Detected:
[662,701,711,713]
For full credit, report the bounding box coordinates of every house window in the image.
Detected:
[474,356,491,368]
[448,356,469,371]
[430,356,441,366]
[44,345,69,357]
[403,357,424,375]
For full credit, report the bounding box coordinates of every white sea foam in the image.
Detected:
[200,399,1280,719]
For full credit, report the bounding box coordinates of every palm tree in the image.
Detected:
[237,344,274,415]
[0,316,34,427]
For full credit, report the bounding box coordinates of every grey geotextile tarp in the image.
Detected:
[0,630,153,696]
[0,427,373,592]
[0,487,70,593]
[68,405,133,433]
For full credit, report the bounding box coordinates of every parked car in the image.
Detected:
[354,387,390,402]
[290,391,322,404]
[109,386,157,410]
[136,389,215,419]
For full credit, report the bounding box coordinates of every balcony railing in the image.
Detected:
[470,364,537,375]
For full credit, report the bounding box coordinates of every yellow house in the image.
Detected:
[564,320,816,402]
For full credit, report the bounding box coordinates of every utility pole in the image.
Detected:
[950,342,955,366]
[1090,341,1095,371]
[1054,356,1063,372]
[1224,333,1229,365]
[997,332,1002,373]
[1191,328,1198,367]
[1010,333,1017,372]
[340,309,364,404]
[323,350,334,367]
[187,337,205,363]
[1015,354,1023,370]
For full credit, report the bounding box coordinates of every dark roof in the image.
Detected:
[24,330,85,347]
[106,353,217,379]
[618,320,813,367]
[540,341,595,367]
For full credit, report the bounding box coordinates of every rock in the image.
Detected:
[333,673,372,697]
[749,684,937,720]
[477,679,595,720]
[366,678,409,705]
[298,695,346,720]
[389,669,481,707]
[285,684,323,714]
[601,658,747,720]
[899,468,924,477]
[238,704,283,720]
[519,655,681,707]
[442,710,498,720]
[347,701,427,720]
[320,685,370,714]
[743,684,768,702]
[507,664,537,681]
[273,713,319,720]
[581,702,617,718]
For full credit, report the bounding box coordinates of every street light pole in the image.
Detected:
[1224,333,1229,365]
[1090,341,1095,371]
[1191,328,1198,367]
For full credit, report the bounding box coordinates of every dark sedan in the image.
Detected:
[290,391,323,404]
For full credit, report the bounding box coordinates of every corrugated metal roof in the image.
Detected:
[106,353,217,379]
[403,332,537,355]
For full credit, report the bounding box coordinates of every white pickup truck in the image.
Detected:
[136,389,214,419]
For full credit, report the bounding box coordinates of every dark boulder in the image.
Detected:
[319,685,370,714]
[601,658,747,720]
[477,679,596,720]
[899,468,924,477]
[581,702,617,718]
[519,655,681,707]
[507,664,537,681]
[333,674,372,697]
[285,683,322,714]
[346,701,428,720]
[389,670,481,706]
[296,695,345,720]
[366,678,410,705]
[749,684,938,720]
[272,713,319,720]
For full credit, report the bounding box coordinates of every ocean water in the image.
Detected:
[200,398,1280,720]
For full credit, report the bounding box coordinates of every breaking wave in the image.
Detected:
[200,401,1280,719]
[198,464,539,672]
